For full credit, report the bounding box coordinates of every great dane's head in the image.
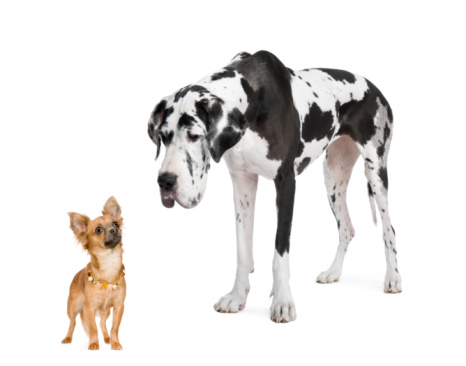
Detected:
[148,85,247,208]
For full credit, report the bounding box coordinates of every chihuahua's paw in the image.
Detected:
[88,343,99,350]
[104,337,111,344]
[61,337,72,344]
[111,342,123,350]
[214,290,248,313]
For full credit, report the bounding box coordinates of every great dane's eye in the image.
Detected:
[187,132,200,142]
[95,227,104,234]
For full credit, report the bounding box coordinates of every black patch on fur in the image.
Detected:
[201,145,206,162]
[174,85,210,103]
[302,104,335,142]
[391,224,396,235]
[297,157,310,175]
[377,123,391,157]
[211,67,235,81]
[159,106,174,127]
[378,166,388,190]
[331,194,336,203]
[318,68,356,84]
[337,79,393,145]
[186,152,193,177]
[235,51,300,161]
[287,67,295,76]
[152,100,166,120]
[274,157,296,256]
[178,113,196,129]
[195,99,224,130]
[232,52,251,61]
[367,182,373,196]
[296,141,305,157]
[208,108,246,163]
[160,131,174,146]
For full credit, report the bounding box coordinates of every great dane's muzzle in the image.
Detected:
[158,172,177,208]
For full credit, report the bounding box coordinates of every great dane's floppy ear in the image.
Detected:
[195,98,247,163]
[148,99,166,160]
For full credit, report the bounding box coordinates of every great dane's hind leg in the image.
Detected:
[360,98,401,293]
[317,136,360,284]
[270,165,297,323]
[362,150,402,293]
[214,172,258,313]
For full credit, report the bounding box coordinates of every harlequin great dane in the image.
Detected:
[148,50,401,323]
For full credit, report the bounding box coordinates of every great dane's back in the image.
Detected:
[148,50,401,323]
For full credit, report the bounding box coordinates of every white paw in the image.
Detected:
[214,291,247,313]
[316,268,341,284]
[384,272,402,293]
[270,297,297,323]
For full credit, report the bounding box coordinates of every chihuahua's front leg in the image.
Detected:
[110,304,124,350]
[83,302,99,350]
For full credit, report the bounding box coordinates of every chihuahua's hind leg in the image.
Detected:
[62,290,83,344]
[61,317,76,344]
[99,309,111,344]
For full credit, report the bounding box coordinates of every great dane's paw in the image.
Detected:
[214,292,247,313]
[316,268,341,284]
[384,272,402,293]
[270,298,297,323]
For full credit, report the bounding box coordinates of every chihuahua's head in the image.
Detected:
[68,197,123,254]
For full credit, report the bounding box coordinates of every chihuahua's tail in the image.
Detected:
[80,311,89,335]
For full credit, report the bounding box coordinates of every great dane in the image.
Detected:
[148,50,401,323]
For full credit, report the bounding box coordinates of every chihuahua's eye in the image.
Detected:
[113,221,119,228]
[95,227,104,234]
[187,132,200,142]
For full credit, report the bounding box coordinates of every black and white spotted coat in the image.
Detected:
[148,50,401,323]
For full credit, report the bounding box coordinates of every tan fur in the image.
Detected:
[61,197,126,351]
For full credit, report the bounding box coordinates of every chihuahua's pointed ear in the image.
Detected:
[102,196,121,218]
[68,212,90,247]
[148,99,167,160]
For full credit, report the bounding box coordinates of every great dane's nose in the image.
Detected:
[158,173,177,191]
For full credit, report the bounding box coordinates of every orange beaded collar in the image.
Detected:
[86,262,125,289]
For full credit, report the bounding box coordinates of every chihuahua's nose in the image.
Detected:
[158,172,177,191]
[109,228,118,234]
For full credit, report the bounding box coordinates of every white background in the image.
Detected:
[1,1,464,365]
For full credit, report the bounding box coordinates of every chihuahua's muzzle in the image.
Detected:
[104,228,122,248]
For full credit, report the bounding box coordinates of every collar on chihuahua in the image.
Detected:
[87,262,125,289]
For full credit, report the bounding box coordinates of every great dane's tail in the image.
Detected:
[367,182,377,225]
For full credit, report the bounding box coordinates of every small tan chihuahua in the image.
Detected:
[62,196,126,350]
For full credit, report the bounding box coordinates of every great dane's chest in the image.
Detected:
[223,130,282,180]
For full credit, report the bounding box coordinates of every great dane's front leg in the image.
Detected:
[214,171,258,313]
[270,169,297,323]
